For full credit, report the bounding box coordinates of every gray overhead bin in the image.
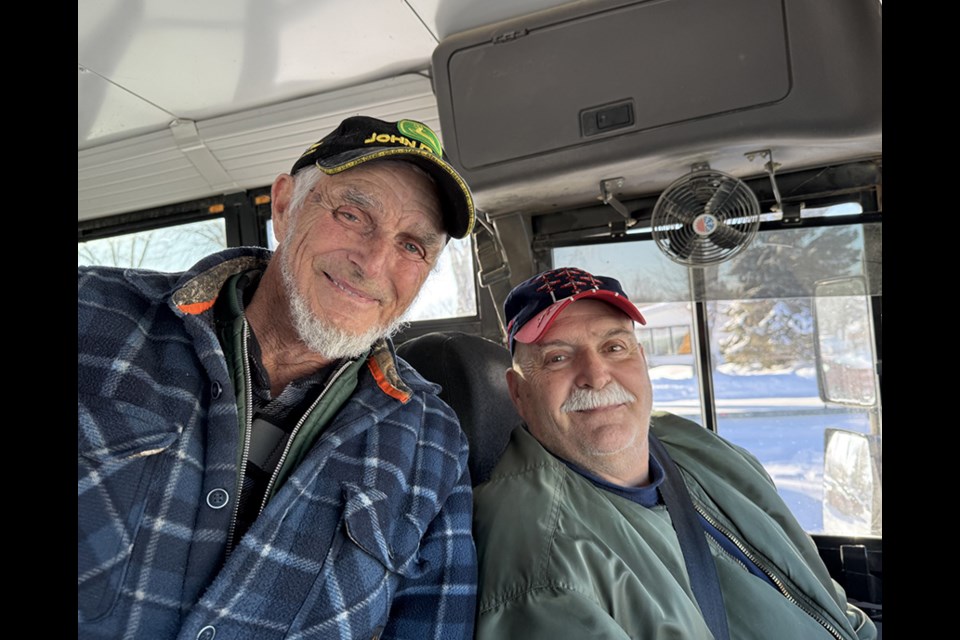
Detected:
[431,0,882,216]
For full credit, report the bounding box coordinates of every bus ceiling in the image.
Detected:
[79,0,881,225]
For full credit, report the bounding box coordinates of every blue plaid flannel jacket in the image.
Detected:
[78,248,477,640]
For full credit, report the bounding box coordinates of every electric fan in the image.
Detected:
[651,165,761,266]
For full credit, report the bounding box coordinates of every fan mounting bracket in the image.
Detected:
[745,148,784,212]
[691,161,711,173]
[599,177,635,225]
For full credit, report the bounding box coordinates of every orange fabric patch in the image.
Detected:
[368,357,410,403]
[177,299,216,315]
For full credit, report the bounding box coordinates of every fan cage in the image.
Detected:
[651,169,761,266]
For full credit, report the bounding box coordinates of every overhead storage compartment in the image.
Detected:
[432,0,882,215]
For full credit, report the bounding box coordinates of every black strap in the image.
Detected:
[649,434,731,640]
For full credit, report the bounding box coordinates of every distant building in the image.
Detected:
[635,302,694,368]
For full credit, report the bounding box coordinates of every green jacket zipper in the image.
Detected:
[226,319,257,556]
[692,502,846,640]
[257,357,354,516]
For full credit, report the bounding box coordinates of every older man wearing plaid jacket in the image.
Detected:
[78,116,478,640]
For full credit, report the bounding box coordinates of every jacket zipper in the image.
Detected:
[692,502,846,640]
[704,534,751,575]
[257,357,354,517]
[225,319,256,556]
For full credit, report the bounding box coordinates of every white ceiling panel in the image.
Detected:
[78,0,440,150]
[78,75,440,222]
[79,66,174,147]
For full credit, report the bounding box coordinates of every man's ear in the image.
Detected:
[270,174,296,246]
[506,366,523,409]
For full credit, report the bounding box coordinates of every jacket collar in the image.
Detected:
[171,253,270,316]
[368,339,412,403]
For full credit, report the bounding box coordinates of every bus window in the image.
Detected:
[78,217,227,272]
[404,236,478,321]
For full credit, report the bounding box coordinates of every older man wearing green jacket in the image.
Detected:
[472,267,876,640]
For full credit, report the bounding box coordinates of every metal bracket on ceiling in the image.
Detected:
[745,148,785,212]
[599,177,636,226]
[780,203,803,225]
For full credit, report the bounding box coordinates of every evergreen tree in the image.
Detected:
[718,226,860,369]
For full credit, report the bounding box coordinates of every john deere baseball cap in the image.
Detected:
[504,267,646,353]
[290,116,475,239]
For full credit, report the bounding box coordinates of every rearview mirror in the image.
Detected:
[813,277,878,407]
[822,428,882,536]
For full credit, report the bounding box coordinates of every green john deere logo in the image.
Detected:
[397,120,443,157]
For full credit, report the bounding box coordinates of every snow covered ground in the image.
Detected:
[649,364,874,533]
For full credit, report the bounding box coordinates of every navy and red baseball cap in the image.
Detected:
[290,115,475,239]
[504,267,646,353]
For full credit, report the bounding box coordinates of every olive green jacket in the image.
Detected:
[473,412,876,639]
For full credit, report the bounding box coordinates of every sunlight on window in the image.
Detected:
[406,237,477,321]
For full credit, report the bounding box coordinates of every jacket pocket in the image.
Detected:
[284,483,426,636]
[341,482,423,577]
[77,394,180,622]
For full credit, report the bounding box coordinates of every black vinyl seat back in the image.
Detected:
[397,331,520,486]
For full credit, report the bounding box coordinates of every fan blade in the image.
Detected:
[658,194,701,225]
[667,230,697,260]
[708,220,751,249]
[703,182,738,216]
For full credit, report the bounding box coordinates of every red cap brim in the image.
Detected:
[513,290,646,345]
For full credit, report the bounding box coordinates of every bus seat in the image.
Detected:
[397,331,520,486]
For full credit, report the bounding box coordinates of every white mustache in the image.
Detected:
[561,382,636,412]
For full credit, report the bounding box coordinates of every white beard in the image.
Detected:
[279,249,407,360]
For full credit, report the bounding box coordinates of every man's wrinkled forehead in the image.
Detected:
[328,159,445,225]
